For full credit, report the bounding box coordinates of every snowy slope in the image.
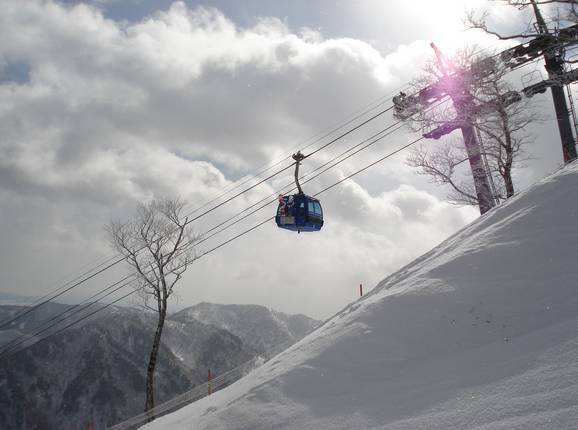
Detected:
[143,162,578,430]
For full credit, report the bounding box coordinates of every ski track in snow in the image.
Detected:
[143,162,578,430]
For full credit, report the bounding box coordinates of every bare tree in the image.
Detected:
[472,70,537,198]
[106,198,196,415]
[407,140,479,206]
[404,47,537,206]
[466,1,578,38]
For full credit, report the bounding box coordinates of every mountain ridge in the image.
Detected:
[0,301,318,429]
[171,302,320,354]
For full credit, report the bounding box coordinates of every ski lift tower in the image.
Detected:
[530,0,577,161]
[393,44,497,215]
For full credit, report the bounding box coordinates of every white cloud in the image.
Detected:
[0,0,516,318]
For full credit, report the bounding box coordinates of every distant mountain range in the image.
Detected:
[0,302,319,430]
[172,302,319,354]
[0,291,37,306]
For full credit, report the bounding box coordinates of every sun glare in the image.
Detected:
[414,0,497,57]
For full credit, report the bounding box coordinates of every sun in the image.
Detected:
[414,0,501,56]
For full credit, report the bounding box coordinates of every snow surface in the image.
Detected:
[143,162,578,430]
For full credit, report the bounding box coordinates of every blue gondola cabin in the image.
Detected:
[276,194,323,232]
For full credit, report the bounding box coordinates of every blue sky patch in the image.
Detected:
[0,60,31,85]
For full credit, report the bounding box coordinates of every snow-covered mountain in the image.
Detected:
[0,292,38,306]
[0,302,317,429]
[0,302,72,346]
[172,303,319,354]
[144,162,578,430]
[0,305,202,430]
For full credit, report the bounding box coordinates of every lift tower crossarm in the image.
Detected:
[523,68,578,97]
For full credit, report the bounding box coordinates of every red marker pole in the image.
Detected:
[208,368,212,395]
[359,283,363,297]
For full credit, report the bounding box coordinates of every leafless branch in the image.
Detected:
[106,197,199,412]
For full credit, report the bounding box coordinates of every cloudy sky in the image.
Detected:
[0,0,568,319]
